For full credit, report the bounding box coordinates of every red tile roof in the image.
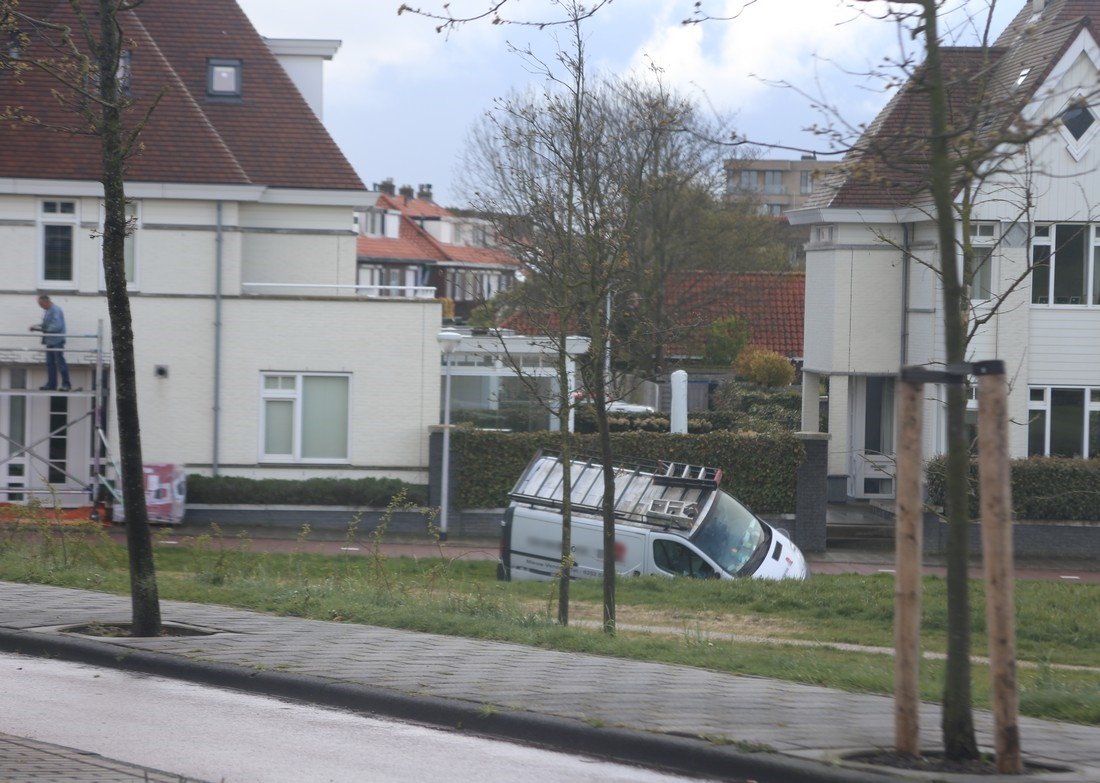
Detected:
[665,271,805,357]
[1,0,363,191]
[809,0,1094,211]
[358,193,519,270]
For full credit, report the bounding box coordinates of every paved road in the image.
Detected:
[0,652,698,783]
[1,580,1097,782]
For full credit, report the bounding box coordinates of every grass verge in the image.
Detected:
[0,514,1097,726]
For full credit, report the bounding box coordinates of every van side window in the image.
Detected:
[653,539,716,579]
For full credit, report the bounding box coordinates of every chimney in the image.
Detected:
[416,183,433,201]
[398,184,415,202]
[1033,0,1045,13]
[374,178,396,196]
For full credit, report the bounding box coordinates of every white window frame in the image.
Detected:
[259,372,351,464]
[1058,91,1099,161]
[38,199,79,289]
[1031,223,1094,307]
[965,222,997,302]
[97,200,140,290]
[1027,386,1100,458]
[814,225,835,244]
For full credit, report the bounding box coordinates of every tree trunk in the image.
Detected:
[556,345,572,625]
[920,0,977,759]
[98,0,161,637]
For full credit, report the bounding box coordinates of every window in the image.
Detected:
[762,170,784,195]
[358,264,418,296]
[261,373,349,462]
[116,50,132,96]
[1027,386,1100,458]
[1062,102,1095,141]
[763,203,784,217]
[1031,224,1090,305]
[359,207,388,237]
[1058,95,1099,158]
[653,539,716,579]
[966,223,996,301]
[800,169,814,194]
[207,59,242,98]
[39,200,77,286]
[815,225,835,244]
[448,270,508,302]
[738,170,757,192]
[98,201,139,288]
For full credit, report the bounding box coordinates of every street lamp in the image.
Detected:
[436,330,463,542]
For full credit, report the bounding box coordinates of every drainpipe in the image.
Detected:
[901,223,911,367]
[213,201,223,475]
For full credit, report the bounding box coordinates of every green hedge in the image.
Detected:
[573,406,800,435]
[187,475,428,507]
[452,429,803,514]
[925,456,1100,521]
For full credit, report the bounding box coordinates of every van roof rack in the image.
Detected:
[508,449,721,530]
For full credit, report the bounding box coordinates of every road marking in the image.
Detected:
[160,540,179,545]
[877,568,896,574]
[340,547,360,552]
[1060,575,1081,580]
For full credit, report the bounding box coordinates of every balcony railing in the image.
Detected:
[241,282,437,299]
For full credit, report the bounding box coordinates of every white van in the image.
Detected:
[496,450,807,582]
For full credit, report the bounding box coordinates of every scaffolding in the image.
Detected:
[0,321,113,515]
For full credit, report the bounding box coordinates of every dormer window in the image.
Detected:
[207,58,242,98]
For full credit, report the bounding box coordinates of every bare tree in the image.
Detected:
[805,0,1082,764]
[2,0,162,636]
[462,6,674,632]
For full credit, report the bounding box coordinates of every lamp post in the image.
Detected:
[436,330,463,542]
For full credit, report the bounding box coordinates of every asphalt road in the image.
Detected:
[1,651,704,783]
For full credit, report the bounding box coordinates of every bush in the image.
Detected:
[702,316,750,367]
[735,347,796,387]
[925,456,1100,521]
[711,381,801,413]
[187,475,428,507]
[452,429,802,513]
[572,405,798,435]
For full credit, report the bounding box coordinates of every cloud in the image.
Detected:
[625,1,901,108]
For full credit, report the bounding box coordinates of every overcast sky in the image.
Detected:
[235,0,1018,208]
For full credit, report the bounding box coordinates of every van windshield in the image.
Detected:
[690,491,770,576]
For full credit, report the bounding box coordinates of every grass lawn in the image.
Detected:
[1,518,1098,726]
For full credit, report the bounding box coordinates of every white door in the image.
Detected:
[0,367,30,502]
[850,376,896,499]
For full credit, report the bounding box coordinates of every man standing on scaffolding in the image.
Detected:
[30,294,71,391]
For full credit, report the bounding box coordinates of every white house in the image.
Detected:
[789,0,1100,501]
[0,0,442,507]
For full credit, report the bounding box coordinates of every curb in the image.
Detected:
[0,626,901,783]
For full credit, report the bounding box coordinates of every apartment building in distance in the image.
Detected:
[725,156,839,216]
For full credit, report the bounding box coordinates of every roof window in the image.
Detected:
[207,58,242,98]
[1015,67,1031,87]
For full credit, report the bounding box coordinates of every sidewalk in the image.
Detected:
[1,581,1097,783]
[0,731,207,782]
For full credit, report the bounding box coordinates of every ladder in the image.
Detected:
[508,449,720,529]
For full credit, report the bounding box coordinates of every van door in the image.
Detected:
[646,534,725,579]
